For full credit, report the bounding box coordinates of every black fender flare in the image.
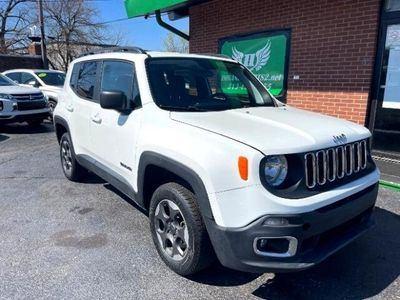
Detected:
[48,97,58,103]
[137,151,214,220]
[53,115,70,143]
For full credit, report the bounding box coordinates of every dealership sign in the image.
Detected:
[125,0,187,17]
[220,30,290,98]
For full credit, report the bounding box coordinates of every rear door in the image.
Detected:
[68,61,101,156]
[89,59,142,184]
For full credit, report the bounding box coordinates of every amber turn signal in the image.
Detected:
[238,156,249,181]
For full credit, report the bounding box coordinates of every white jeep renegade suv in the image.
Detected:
[53,47,380,276]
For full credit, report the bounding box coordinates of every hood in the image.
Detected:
[0,85,41,95]
[170,106,371,155]
[40,86,62,99]
[40,85,62,93]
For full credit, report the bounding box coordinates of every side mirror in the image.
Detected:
[28,80,39,87]
[100,90,129,112]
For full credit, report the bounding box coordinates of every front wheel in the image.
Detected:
[48,100,57,117]
[149,183,215,276]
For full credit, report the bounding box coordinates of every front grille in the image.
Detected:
[17,100,47,111]
[11,93,44,101]
[304,140,368,188]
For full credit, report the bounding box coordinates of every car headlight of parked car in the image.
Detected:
[262,155,288,187]
[0,100,3,111]
[0,93,12,100]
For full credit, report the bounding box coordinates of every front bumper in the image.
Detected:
[0,109,50,124]
[205,183,378,273]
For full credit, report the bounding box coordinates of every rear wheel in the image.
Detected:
[149,182,215,276]
[60,132,87,181]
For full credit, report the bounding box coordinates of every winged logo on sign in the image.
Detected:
[231,40,271,71]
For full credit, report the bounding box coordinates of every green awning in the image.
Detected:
[124,0,189,18]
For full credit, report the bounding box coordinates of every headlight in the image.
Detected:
[0,101,3,111]
[262,155,288,187]
[0,93,12,100]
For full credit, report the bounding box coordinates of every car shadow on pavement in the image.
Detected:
[0,134,9,142]
[0,122,54,134]
[103,183,149,216]
[187,262,261,286]
[186,207,399,299]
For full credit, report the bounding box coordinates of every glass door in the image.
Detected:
[372,21,400,158]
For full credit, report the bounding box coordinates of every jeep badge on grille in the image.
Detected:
[333,134,347,145]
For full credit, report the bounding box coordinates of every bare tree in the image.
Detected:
[43,0,122,71]
[163,32,188,53]
[0,0,33,54]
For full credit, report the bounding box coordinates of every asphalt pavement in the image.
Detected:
[0,122,399,300]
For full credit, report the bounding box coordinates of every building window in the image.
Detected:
[386,0,400,12]
[219,29,290,101]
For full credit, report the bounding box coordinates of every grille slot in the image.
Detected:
[316,150,327,185]
[344,144,353,175]
[11,93,44,101]
[17,100,47,111]
[304,139,368,189]
[304,153,316,188]
[326,148,336,182]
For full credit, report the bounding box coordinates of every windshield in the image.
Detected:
[0,74,16,86]
[146,57,275,111]
[35,72,65,86]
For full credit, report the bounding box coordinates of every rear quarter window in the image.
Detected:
[70,61,99,101]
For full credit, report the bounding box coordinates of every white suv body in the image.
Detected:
[53,48,379,275]
[0,73,49,125]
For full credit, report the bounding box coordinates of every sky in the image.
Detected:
[95,0,189,51]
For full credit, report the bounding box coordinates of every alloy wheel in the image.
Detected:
[61,139,73,172]
[154,199,189,261]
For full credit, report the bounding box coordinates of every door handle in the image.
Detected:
[66,104,74,112]
[91,114,102,124]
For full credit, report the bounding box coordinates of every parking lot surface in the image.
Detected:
[0,123,399,300]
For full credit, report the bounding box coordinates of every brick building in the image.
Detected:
[126,0,400,157]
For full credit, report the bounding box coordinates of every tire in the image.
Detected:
[48,100,57,117]
[149,182,215,276]
[27,119,43,127]
[59,132,87,182]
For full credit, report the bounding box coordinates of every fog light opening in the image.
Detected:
[254,237,298,257]
[262,217,289,227]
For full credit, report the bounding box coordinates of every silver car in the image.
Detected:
[0,73,49,126]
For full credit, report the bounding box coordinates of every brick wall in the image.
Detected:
[0,54,43,72]
[190,0,380,124]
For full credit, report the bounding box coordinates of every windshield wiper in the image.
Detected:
[158,104,208,112]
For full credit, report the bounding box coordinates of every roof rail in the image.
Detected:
[198,53,232,60]
[78,46,147,58]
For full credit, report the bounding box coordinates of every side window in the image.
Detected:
[21,72,38,85]
[100,60,140,107]
[6,72,21,83]
[76,61,98,100]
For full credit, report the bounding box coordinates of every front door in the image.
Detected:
[90,59,142,187]
[371,4,400,159]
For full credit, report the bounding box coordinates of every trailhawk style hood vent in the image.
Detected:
[170,106,371,155]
